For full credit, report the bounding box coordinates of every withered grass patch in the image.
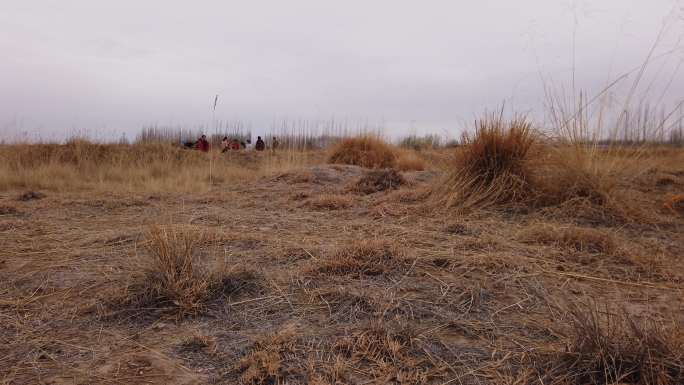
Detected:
[519,223,619,255]
[309,240,404,277]
[236,325,299,384]
[353,168,406,194]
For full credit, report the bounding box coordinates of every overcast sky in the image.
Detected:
[1,1,683,141]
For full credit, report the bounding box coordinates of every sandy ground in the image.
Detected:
[1,164,683,384]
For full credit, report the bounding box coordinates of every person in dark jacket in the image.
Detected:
[255,136,265,151]
[195,135,210,152]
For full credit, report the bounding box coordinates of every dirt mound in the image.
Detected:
[353,169,406,194]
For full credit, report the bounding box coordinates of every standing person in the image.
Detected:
[272,136,279,151]
[195,134,210,152]
[255,136,265,151]
[221,136,230,153]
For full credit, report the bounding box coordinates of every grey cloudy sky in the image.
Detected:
[1,1,683,141]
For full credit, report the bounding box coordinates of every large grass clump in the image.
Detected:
[431,116,536,211]
[112,225,234,317]
[328,136,397,169]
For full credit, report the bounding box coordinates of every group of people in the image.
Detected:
[185,135,279,153]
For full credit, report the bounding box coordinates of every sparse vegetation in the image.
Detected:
[1,131,682,385]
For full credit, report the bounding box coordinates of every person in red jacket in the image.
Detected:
[195,135,210,152]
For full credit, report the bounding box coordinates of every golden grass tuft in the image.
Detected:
[327,136,397,169]
[431,116,535,211]
[353,169,406,194]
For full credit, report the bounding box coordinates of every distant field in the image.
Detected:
[1,131,683,384]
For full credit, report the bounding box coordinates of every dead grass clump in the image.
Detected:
[532,303,684,385]
[307,194,353,210]
[111,225,233,317]
[531,148,620,208]
[519,223,618,255]
[333,321,430,383]
[529,145,660,224]
[328,136,397,169]
[353,169,406,194]
[237,326,299,384]
[431,116,535,211]
[311,240,402,277]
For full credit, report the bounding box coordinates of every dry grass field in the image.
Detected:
[1,126,683,384]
